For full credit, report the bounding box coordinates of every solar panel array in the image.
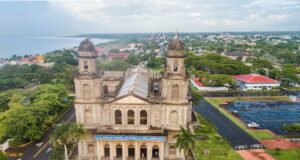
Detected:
[227,101,300,135]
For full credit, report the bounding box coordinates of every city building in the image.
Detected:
[233,74,280,91]
[107,53,129,60]
[74,35,193,160]
[191,77,228,92]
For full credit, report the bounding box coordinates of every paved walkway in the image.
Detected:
[237,149,275,160]
[261,139,300,150]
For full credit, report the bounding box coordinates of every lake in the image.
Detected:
[0,36,112,58]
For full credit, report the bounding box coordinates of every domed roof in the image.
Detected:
[78,39,96,53]
[168,33,184,51]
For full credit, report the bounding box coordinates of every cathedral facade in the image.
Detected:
[74,35,192,160]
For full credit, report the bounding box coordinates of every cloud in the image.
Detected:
[0,0,299,35]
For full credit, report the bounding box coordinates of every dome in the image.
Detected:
[167,33,184,51]
[168,39,184,51]
[78,39,96,53]
[167,33,185,57]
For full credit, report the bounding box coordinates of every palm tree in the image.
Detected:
[50,123,85,160]
[174,127,197,159]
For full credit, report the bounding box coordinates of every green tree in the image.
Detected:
[174,127,196,158]
[0,151,7,160]
[50,123,85,160]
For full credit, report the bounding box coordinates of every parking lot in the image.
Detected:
[226,101,300,135]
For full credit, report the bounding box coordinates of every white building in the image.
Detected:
[233,74,280,91]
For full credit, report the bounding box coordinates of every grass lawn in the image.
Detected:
[204,96,289,140]
[267,149,300,160]
[194,113,242,160]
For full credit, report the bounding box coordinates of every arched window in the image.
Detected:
[171,84,179,100]
[127,110,135,125]
[82,84,91,99]
[173,61,179,72]
[84,61,89,72]
[170,110,178,125]
[103,85,109,96]
[87,144,95,154]
[115,110,122,124]
[85,109,93,125]
[104,144,110,157]
[140,110,147,125]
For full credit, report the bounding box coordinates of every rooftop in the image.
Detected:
[117,66,149,99]
[233,74,279,84]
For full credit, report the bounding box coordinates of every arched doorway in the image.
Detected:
[104,144,110,157]
[116,144,122,158]
[152,145,159,158]
[128,144,135,158]
[140,110,147,125]
[140,145,147,159]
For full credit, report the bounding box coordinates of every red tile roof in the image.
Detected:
[193,77,204,87]
[233,74,279,84]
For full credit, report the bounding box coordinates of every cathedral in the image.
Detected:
[74,34,193,160]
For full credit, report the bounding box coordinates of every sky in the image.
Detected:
[0,0,300,36]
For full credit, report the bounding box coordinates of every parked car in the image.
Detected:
[247,122,260,128]
[232,110,240,117]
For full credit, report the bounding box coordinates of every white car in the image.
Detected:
[247,122,260,128]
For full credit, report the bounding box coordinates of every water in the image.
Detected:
[0,36,112,58]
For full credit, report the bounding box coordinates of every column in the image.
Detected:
[96,141,100,160]
[147,143,152,160]
[136,109,140,125]
[135,142,140,160]
[166,107,169,125]
[179,108,182,125]
[109,141,114,160]
[78,141,83,160]
[122,142,126,160]
[99,140,104,160]
[93,106,97,125]
[159,143,164,160]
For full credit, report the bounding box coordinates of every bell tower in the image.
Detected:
[74,39,101,102]
[161,33,189,103]
[78,39,98,74]
[165,32,186,77]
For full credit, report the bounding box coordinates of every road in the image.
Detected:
[193,100,261,148]
[9,106,76,160]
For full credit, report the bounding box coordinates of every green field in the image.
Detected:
[268,149,300,160]
[194,113,242,160]
[204,97,289,140]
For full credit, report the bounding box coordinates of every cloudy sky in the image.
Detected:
[0,0,299,36]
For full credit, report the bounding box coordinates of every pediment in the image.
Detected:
[113,95,149,104]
